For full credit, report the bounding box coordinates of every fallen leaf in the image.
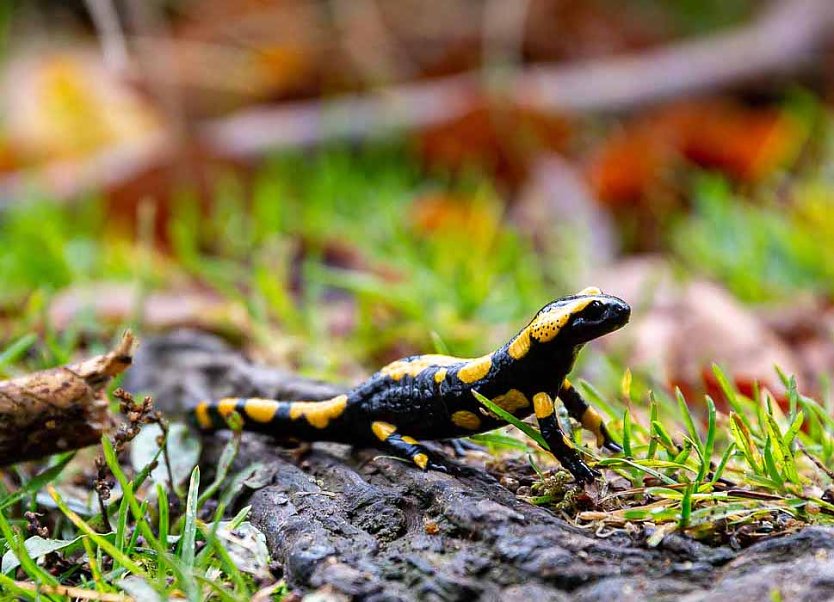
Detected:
[2,50,161,163]
[417,100,571,187]
[215,520,271,580]
[48,283,251,339]
[587,100,803,207]
[1,535,82,574]
[592,257,801,408]
[130,423,201,489]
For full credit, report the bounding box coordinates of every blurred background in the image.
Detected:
[1,0,834,407]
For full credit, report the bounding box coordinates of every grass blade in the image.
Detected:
[473,390,549,450]
[47,485,147,578]
[180,466,201,571]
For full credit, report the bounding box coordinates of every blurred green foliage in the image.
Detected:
[673,174,834,302]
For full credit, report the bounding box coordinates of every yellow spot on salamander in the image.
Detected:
[451,410,481,430]
[533,392,554,419]
[372,421,397,441]
[289,395,348,429]
[578,286,602,296]
[508,329,531,360]
[381,355,460,381]
[562,435,575,449]
[217,398,239,418]
[413,453,429,470]
[402,436,418,445]
[562,379,573,391]
[194,402,212,429]
[581,407,606,447]
[457,355,492,384]
[492,389,530,414]
[243,398,280,423]
[434,368,447,384]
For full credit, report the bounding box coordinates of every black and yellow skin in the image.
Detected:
[192,287,630,482]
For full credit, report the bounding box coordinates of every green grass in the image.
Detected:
[0,428,268,600]
[0,144,575,378]
[476,364,834,541]
[672,172,834,302]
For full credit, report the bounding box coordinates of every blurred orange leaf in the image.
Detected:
[417,101,571,187]
[588,100,803,207]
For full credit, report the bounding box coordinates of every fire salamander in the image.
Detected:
[192,287,630,482]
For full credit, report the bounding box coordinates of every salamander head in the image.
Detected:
[507,287,630,358]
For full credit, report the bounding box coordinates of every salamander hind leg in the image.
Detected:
[559,380,622,453]
[533,392,599,483]
[371,421,451,473]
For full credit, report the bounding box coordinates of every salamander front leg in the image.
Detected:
[559,379,622,453]
[371,421,450,473]
[444,438,484,457]
[533,392,599,483]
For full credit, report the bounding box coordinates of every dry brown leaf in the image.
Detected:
[592,257,801,409]
[2,50,161,164]
[417,100,571,187]
[48,284,251,339]
[0,332,134,465]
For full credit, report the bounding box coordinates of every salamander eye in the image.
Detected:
[583,300,605,320]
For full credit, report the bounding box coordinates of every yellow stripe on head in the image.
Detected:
[578,286,602,296]
[529,298,593,343]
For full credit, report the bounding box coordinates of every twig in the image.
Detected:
[11,581,132,601]
[798,440,834,480]
[520,0,834,113]
[203,0,834,158]
[84,0,130,73]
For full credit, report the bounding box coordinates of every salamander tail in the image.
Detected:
[190,395,350,439]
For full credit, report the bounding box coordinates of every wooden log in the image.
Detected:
[0,332,135,465]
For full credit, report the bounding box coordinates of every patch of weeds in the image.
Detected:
[672,173,834,302]
[475,365,834,545]
[0,387,275,601]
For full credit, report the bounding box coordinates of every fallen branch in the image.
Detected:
[203,0,834,158]
[9,582,132,602]
[0,332,135,465]
[519,0,834,113]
